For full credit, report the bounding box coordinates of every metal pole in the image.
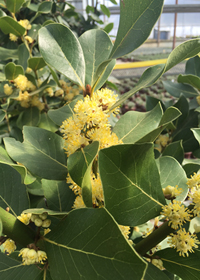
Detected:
[172,0,178,50]
[157,18,161,47]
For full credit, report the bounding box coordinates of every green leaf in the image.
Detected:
[111,38,200,110]
[173,95,189,126]
[5,62,24,80]
[38,23,85,88]
[68,141,99,207]
[172,110,199,153]
[0,253,42,279]
[0,47,18,60]
[44,208,147,280]
[23,208,68,217]
[38,1,52,13]
[79,29,113,86]
[89,11,103,24]
[109,0,117,4]
[192,128,200,145]
[186,55,200,76]
[103,22,114,34]
[183,160,200,177]
[162,141,184,164]
[163,80,198,98]
[38,113,58,132]
[0,110,6,123]
[109,0,164,58]
[113,103,163,143]
[0,217,2,235]
[92,59,116,93]
[100,4,110,17]
[144,262,173,280]
[86,5,94,14]
[18,43,30,71]
[28,23,41,40]
[178,74,200,90]
[157,248,200,280]
[0,146,35,185]
[0,8,6,16]
[157,156,188,202]
[26,179,43,196]
[28,57,46,71]
[0,163,29,216]
[48,95,83,126]
[5,0,25,13]
[42,179,75,212]
[99,143,165,226]
[0,16,25,36]
[16,107,41,130]
[4,126,67,180]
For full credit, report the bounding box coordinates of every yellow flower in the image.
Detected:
[30,95,45,111]
[163,185,183,199]
[24,35,33,44]
[152,259,164,270]
[17,213,32,225]
[18,19,31,30]
[14,75,28,91]
[161,200,191,229]
[2,239,16,254]
[168,228,200,257]
[9,33,18,42]
[45,87,54,97]
[26,80,36,91]
[73,195,86,209]
[189,189,200,217]
[119,225,133,245]
[155,134,169,147]
[55,89,64,97]
[4,84,13,96]
[26,67,32,73]
[19,248,47,265]
[196,96,200,105]
[187,172,200,189]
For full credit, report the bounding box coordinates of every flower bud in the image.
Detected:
[34,218,43,227]
[31,214,38,222]
[39,212,48,220]
[42,219,51,228]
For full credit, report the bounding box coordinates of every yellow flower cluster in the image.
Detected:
[155,134,170,153]
[59,79,82,101]
[9,19,32,42]
[17,213,32,225]
[2,239,16,255]
[169,228,200,257]
[162,185,183,200]
[151,258,164,270]
[61,88,121,156]
[3,74,45,110]
[119,225,133,245]
[31,212,51,228]
[19,248,47,265]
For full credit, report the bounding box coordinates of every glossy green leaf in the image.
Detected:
[38,1,52,13]
[99,143,165,226]
[157,156,188,202]
[100,4,110,17]
[28,57,46,71]
[0,146,35,185]
[38,113,58,132]
[42,179,75,212]
[165,39,200,72]
[16,107,41,130]
[173,95,189,127]
[0,163,29,216]
[162,141,184,164]
[18,43,30,71]
[178,74,200,90]
[0,8,6,16]
[79,29,113,86]
[44,208,147,280]
[157,248,200,280]
[92,59,116,93]
[144,262,173,280]
[173,110,199,153]
[163,80,198,98]
[0,217,2,235]
[26,179,43,196]
[28,23,41,40]
[0,110,5,123]
[192,128,200,145]
[4,126,67,180]
[38,23,85,88]
[109,0,164,58]
[103,22,114,33]
[48,95,83,126]
[5,62,24,80]
[0,253,42,279]
[0,16,25,36]
[5,0,25,13]
[111,38,200,110]
[68,141,99,207]
[23,208,68,217]
[183,160,200,177]
[113,103,163,143]
[185,55,200,76]
[0,47,18,60]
